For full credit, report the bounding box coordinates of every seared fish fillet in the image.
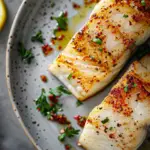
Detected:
[79,54,150,150]
[49,0,150,101]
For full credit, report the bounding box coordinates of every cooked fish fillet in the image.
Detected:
[49,0,150,101]
[79,54,150,150]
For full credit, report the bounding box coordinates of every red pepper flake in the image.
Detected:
[37,107,41,111]
[74,115,87,128]
[51,39,55,45]
[48,94,58,103]
[40,75,48,83]
[87,118,92,124]
[50,103,54,107]
[72,2,81,9]
[109,133,115,139]
[50,114,70,124]
[42,44,53,56]
[57,27,62,31]
[64,11,68,17]
[58,45,62,50]
[65,144,72,150]
[58,35,65,40]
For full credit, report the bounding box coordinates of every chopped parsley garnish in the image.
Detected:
[101,117,109,124]
[52,12,68,31]
[109,127,113,130]
[35,89,62,116]
[133,83,137,87]
[123,14,128,18]
[58,126,80,142]
[76,100,83,107]
[99,48,103,51]
[141,0,146,6]
[18,42,34,64]
[36,89,51,116]
[92,38,102,45]
[124,85,128,93]
[31,30,44,43]
[67,73,73,80]
[49,85,71,97]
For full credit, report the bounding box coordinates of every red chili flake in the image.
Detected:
[97,21,101,24]
[132,13,145,22]
[58,45,62,50]
[37,107,40,111]
[58,35,65,40]
[51,114,70,124]
[51,39,55,45]
[74,115,80,120]
[40,75,48,83]
[129,21,132,26]
[72,2,81,9]
[57,27,62,31]
[50,103,54,107]
[87,118,92,123]
[48,95,58,103]
[65,144,72,150]
[74,115,87,128]
[109,133,115,139]
[42,44,53,56]
[64,11,68,17]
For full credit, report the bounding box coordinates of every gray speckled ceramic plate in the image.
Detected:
[6,0,150,150]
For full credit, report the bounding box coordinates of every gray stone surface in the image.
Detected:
[0,0,34,149]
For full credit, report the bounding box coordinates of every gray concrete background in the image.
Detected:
[0,0,34,149]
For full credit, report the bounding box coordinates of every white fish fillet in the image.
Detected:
[79,54,150,150]
[49,0,150,101]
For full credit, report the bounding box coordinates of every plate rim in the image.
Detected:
[5,0,40,149]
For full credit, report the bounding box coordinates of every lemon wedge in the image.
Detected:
[0,0,7,31]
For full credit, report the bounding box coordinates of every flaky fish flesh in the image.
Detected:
[49,0,150,101]
[79,54,150,150]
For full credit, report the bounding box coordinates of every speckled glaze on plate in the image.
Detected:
[6,0,150,150]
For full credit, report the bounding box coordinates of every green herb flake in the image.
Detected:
[123,14,128,18]
[18,42,34,64]
[76,100,83,107]
[35,89,63,116]
[101,117,109,124]
[92,38,102,45]
[141,0,146,6]
[52,12,68,31]
[109,127,113,130]
[58,126,80,142]
[49,85,71,97]
[58,133,66,141]
[133,83,137,87]
[124,85,128,93]
[35,89,50,116]
[31,30,44,43]
[68,73,73,80]
[99,48,103,52]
